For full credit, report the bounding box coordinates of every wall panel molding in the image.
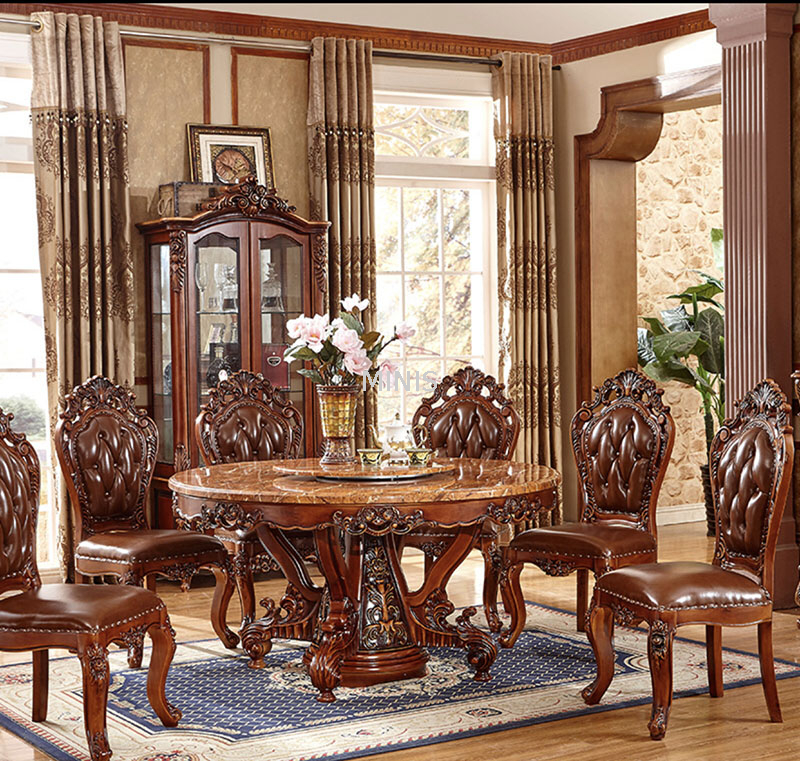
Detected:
[122,37,210,123]
[2,3,709,64]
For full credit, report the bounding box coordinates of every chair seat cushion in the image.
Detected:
[75,529,226,567]
[594,561,770,611]
[0,584,164,634]
[509,521,656,560]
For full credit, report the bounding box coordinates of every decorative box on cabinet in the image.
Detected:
[137,178,330,528]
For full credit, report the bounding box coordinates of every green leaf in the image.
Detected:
[340,312,363,333]
[297,368,324,383]
[666,282,723,305]
[694,308,724,374]
[291,347,319,361]
[710,229,724,272]
[652,331,707,363]
[660,306,692,332]
[637,328,656,366]
[641,317,668,336]
[642,359,697,387]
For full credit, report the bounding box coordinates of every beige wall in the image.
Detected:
[122,41,312,396]
[636,106,723,513]
[553,30,721,519]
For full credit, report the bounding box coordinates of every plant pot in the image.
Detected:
[700,462,714,536]
[317,384,359,464]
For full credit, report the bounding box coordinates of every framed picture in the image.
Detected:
[187,124,275,188]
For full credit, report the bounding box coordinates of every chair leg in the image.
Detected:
[210,564,239,649]
[757,620,782,723]
[145,575,157,593]
[117,571,145,668]
[581,602,615,705]
[706,624,723,697]
[31,649,48,722]
[146,613,182,727]
[498,561,525,648]
[646,620,676,740]
[77,639,111,761]
[482,544,502,634]
[576,569,589,632]
[125,628,146,670]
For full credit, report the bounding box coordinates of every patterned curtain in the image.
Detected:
[493,52,562,526]
[307,37,377,448]
[31,11,135,579]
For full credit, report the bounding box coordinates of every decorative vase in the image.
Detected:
[317,384,359,464]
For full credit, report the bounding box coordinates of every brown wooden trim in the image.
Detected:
[552,9,713,64]
[4,3,711,64]
[573,65,721,407]
[122,37,210,123]
[231,46,309,126]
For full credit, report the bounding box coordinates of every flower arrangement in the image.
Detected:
[283,294,416,387]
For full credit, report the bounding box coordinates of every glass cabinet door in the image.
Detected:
[149,243,173,463]
[192,230,246,413]
[257,233,306,416]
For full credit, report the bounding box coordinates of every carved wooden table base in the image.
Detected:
[241,522,497,702]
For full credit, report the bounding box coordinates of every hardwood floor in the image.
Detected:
[2,521,799,760]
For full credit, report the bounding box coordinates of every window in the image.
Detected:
[373,66,496,424]
[0,32,56,570]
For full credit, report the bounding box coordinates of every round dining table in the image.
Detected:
[169,457,560,703]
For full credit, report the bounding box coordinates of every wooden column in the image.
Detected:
[709,3,799,607]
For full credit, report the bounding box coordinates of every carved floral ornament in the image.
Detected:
[200,176,296,216]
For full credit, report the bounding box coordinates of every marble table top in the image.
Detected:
[169,457,561,506]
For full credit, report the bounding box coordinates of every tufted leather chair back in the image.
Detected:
[55,376,157,540]
[412,366,520,460]
[196,371,303,465]
[573,369,674,535]
[710,379,793,594]
[0,407,40,593]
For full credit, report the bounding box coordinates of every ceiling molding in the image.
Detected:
[0,3,712,64]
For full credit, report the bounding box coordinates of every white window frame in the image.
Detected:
[0,31,59,578]
[373,63,498,418]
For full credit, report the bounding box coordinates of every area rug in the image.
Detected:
[1,602,799,761]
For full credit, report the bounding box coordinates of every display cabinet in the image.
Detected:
[138,178,329,528]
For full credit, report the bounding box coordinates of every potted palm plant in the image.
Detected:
[637,268,724,535]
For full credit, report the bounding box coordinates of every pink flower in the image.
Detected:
[380,359,398,376]
[303,313,330,353]
[286,314,309,340]
[394,321,416,343]
[344,348,373,377]
[331,326,363,355]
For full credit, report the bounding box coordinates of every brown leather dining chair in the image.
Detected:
[0,405,181,761]
[55,375,238,668]
[194,370,314,626]
[404,366,521,632]
[499,368,675,646]
[582,379,793,740]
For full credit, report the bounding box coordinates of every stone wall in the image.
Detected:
[636,106,723,513]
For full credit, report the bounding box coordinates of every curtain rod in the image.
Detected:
[0,16,561,69]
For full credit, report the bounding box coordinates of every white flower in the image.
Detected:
[344,348,372,377]
[394,321,416,342]
[286,314,309,340]
[304,313,330,353]
[331,327,363,354]
[341,293,370,312]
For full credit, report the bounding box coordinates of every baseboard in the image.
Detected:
[657,502,706,526]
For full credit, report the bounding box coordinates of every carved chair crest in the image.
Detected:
[412,366,520,461]
[55,376,157,538]
[572,368,674,532]
[0,406,40,592]
[196,370,303,465]
[710,378,792,592]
